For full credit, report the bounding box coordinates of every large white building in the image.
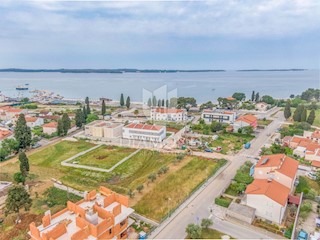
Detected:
[201,109,237,124]
[122,123,166,142]
[85,120,123,139]
[150,108,188,122]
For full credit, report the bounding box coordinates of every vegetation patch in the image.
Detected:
[133,158,227,221]
[214,196,232,208]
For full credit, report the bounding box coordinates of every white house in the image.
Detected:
[150,108,187,122]
[42,122,58,135]
[255,102,270,111]
[201,109,237,124]
[25,117,44,128]
[122,123,166,142]
[245,179,290,225]
[0,106,27,121]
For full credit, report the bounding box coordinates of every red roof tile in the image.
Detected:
[42,122,58,128]
[125,123,163,131]
[154,108,183,114]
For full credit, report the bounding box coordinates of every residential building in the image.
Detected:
[85,120,123,139]
[42,122,58,135]
[233,114,257,131]
[25,117,44,128]
[150,107,188,122]
[201,109,237,124]
[253,154,299,190]
[245,179,290,225]
[122,123,166,142]
[311,130,320,143]
[255,102,270,111]
[0,127,13,144]
[29,186,134,240]
[244,154,299,224]
[0,106,27,121]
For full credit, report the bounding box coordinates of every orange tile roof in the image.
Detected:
[0,128,12,140]
[256,154,299,179]
[312,130,320,139]
[42,122,58,128]
[291,136,312,144]
[125,123,163,131]
[245,179,290,206]
[236,114,257,124]
[226,97,236,101]
[154,108,183,114]
[0,106,23,113]
[306,143,320,152]
[25,117,38,123]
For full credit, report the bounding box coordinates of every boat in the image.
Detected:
[16,85,29,90]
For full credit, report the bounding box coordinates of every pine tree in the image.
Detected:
[152,96,157,106]
[18,151,29,178]
[307,109,316,125]
[301,108,307,122]
[85,97,91,114]
[255,92,260,102]
[251,91,255,102]
[101,100,106,118]
[284,100,291,119]
[61,113,71,136]
[75,108,84,128]
[82,106,87,122]
[120,93,125,107]
[14,114,32,149]
[5,185,32,219]
[126,96,130,109]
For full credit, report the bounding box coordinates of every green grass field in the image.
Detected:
[133,157,227,221]
[200,228,232,239]
[74,145,136,169]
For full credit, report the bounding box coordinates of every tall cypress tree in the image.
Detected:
[166,99,169,108]
[255,92,260,102]
[147,98,152,107]
[85,97,91,114]
[126,96,131,109]
[158,99,161,107]
[307,109,316,125]
[57,119,64,136]
[101,100,106,119]
[161,99,165,106]
[284,100,291,119]
[61,113,71,136]
[301,108,307,122]
[293,105,304,122]
[251,91,255,102]
[18,151,29,178]
[75,108,84,128]
[152,96,157,106]
[14,114,32,150]
[120,93,125,107]
[82,106,87,122]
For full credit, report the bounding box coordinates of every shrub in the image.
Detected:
[215,197,231,208]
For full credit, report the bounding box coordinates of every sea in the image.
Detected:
[0,70,319,103]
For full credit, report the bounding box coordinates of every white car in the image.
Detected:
[306,172,317,180]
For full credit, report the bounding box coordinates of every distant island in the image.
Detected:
[0,68,225,74]
[237,69,307,72]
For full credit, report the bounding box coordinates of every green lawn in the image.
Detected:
[74,145,136,169]
[133,158,227,221]
[314,109,320,127]
[208,133,254,154]
[200,228,232,239]
[296,176,320,195]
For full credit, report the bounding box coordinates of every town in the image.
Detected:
[0,88,319,240]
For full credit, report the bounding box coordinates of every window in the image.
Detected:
[109,229,112,234]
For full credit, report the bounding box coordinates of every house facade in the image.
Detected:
[29,186,134,240]
[85,120,123,139]
[122,123,166,142]
[150,108,188,122]
[42,122,58,135]
[233,114,257,131]
[25,117,44,128]
[201,109,237,124]
[0,106,27,121]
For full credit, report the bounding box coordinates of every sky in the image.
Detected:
[0,0,319,69]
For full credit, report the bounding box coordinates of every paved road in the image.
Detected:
[151,110,285,239]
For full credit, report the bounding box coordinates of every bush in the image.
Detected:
[234,171,254,184]
[215,197,231,208]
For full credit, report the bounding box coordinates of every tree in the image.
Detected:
[101,100,106,118]
[157,99,161,107]
[126,96,131,109]
[147,98,152,107]
[148,173,157,182]
[13,172,26,185]
[232,92,246,101]
[307,109,316,125]
[284,100,291,119]
[120,93,125,107]
[301,108,307,122]
[82,106,87,121]
[255,92,260,102]
[75,108,84,128]
[5,185,32,219]
[210,122,224,132]
[61,113,71,136]
[186,223,202,239]
[134,109,139,116]
[166,99,169,107]
[201,218,213,229]
[14,114,32,149]
[261,95,275,105]
[18,151,29,178]
[293,105,304,122]
[251,91,255,102]
[161,99,165,106]
[85,97,91,114]
[152,96,157,106]
[0,148,9,162]
[86,114,99,124]
[127,189,135,199]
[290,94,295,99]
[136,184,144,193]
[238,126,254,135]
[1,138,19,154]
[57,119,64,136]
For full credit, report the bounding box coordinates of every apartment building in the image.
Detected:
[201,109,237,124]
[150,108,188,122]
[244,154,299,224]
[122,123,166,142]
[85,120,123,139]
[29,186,134,240]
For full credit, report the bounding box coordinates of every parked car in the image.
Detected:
[306,172,317,180]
